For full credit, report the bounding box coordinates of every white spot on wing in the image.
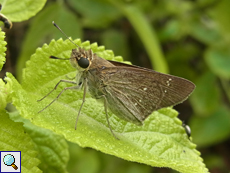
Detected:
[166,78,172,86]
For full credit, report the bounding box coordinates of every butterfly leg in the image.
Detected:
[65,75,75,80]
[37,79,77,102]
[75,78,87,130]
[38,80,80,113]
[102,95,119,140]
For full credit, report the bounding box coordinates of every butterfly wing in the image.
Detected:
[88,65,195,125]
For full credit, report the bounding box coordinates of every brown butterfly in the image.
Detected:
[38,22,195,139]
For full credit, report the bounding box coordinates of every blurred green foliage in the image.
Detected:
[1,0,230,172]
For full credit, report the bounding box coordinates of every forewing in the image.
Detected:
[101,66,195,122]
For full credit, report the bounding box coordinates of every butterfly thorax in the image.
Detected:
[85,55,116,100]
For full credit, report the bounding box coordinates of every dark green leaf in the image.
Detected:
[190,72,220,115]
[0,110,41,173]
[205,48,230,79]
[190,106,230,147]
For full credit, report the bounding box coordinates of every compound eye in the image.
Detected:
[78,57,89,68]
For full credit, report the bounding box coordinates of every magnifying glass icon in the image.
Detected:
[3,154,18,170]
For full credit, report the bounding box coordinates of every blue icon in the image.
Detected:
[3,154,18,170]
[1,151,21,173]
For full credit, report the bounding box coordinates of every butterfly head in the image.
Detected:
[70,47,93,71]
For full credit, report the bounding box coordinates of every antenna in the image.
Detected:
[49,55,70,60]
[52,21,79,48]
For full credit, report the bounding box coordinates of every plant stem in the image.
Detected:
[109,1,168,73]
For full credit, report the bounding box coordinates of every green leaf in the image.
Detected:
[16,2,82,81]
[209,0,230,37]
[0,28,6,71]
[190,22,222,45]
[158,19,182,42]
[6,39,208,173]
[0,110,41,173]
[203,154,225,172]
[67,142,151,173]
[101,29,130,61]
[165,43,198,80]
[67,143,101,173]
[205,48,230,79]
[10,112,69,173]
[0,0,46,22]
[0,79,8,109]
[68,0,121,28]
[0,28,7,109]
[190,106,230,147]
[190,72,220,116]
